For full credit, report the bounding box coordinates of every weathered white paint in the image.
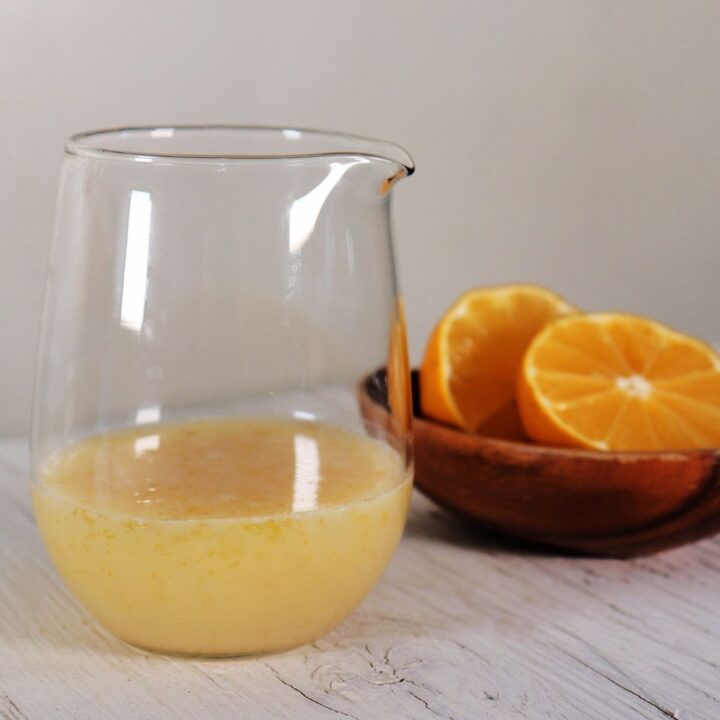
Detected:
[0,439,718,720]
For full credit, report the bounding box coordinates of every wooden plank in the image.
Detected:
[0,440,718,719]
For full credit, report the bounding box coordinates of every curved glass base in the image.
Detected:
[33,477,411,657]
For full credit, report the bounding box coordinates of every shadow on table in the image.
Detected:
[403,493,584,558]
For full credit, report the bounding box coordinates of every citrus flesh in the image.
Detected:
[420,285,576,433]
[518,312,720,451]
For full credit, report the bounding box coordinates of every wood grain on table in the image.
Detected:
[0,439,718,720]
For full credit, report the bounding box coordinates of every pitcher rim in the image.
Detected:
[65,125,415,173]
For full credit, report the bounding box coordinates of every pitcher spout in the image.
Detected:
[355,136,414,195]
[381,165,412,195]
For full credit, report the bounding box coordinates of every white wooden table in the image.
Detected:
[1,438,718,720]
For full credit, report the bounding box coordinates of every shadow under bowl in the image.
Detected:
[360,369,720,557]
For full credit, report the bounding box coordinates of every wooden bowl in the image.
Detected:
[360,369,720,557]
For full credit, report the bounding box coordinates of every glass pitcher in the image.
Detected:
[31,126,415,656]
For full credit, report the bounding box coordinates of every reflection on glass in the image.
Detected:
[135,405,161,425]
[120,190,152,332]
[293,410,316,421]
[133,433,159,456]
[150,128,175,139]
[291,433,320,513]
[288,161,362,253]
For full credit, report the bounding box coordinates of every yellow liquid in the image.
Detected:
[33,419,411,656]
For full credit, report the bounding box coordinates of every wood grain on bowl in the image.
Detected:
[359,369,720,557]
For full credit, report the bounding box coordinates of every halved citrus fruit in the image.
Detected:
[420,285,576,434]
[517,312,720,451]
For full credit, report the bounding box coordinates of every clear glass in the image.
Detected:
[31,126,415,656]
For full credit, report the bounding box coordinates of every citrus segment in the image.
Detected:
[420,285,576,433]
[518,313,720,451]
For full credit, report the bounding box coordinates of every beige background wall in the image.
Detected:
[2,0,720,435]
